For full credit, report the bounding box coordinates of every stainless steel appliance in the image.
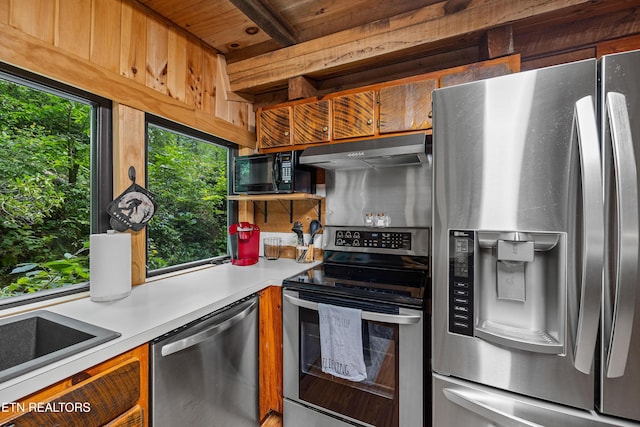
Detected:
[300,133,429,170]
[432,51,640,425]
[232,151,313,194]
[282,226,429,427]
[301,133,432,229]
[283,136,431,426]
[150,296,259,427]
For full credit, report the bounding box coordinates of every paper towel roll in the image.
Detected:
[90,231,132,302]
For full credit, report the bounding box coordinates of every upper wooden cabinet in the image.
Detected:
[258,106,292,148]
[332,90,376,140]
[293,99,330,144]
[379,79,436,134]
[256,54,520,151]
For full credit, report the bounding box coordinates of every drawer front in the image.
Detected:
[1,359,141,427]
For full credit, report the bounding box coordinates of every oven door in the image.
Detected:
[282,289,424,427]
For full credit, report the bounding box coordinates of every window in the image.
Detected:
[0,65,112,307]
[146,117,233,275]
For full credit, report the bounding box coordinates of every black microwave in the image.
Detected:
[232,151,314,194]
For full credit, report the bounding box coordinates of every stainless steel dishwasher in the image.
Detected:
[150,295,259,427]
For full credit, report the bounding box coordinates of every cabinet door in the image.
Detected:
[293,100,330,144]
[379,79,436,133]
[105,405,145,427]
[0,345,148,427]
[332,91,375,139]
[259,106,292,148]
[259,286,283,420]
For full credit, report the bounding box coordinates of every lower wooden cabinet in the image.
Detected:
[259,286,283,422]
[106,405,145,427]
[0,344,148,427]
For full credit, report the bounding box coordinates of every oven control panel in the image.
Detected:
[449,230,474,336]
[334,230,411,250]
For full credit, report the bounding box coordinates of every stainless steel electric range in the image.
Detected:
[282,225,430,427]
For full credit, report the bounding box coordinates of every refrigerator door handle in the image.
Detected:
[443,387,543,427]
[573,96,605,374]
[604,92,639,378]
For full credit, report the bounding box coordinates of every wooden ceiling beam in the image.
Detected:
[226,0,604,94]
[227,0,297,47]
[481,25,515,60]
[515,6,640,61]
[288,76,318,100]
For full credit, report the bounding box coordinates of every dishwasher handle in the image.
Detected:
[161,298,258,357]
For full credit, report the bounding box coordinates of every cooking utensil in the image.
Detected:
[296,245,309,263]
[309,220,322,244]
[292,221,304,246]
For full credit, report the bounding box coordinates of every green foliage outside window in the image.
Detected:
[0,76,229,301]
[147,125,229,271]
[0,78,92,298]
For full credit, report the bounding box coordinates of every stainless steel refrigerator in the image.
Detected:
[432,50,640,426]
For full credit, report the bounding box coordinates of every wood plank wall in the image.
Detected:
[0,0,256,285]
[0,0,254,144]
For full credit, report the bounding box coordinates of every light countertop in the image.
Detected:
[0,257,317,403]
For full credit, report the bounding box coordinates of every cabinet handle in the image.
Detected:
[322,126,328,132]
[367,118,373,125]
[428,111,433,118]
[284,131,290,136]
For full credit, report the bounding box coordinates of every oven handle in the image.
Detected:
[283,294,421,325]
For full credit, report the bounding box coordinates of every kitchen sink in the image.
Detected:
[0,310,120,383]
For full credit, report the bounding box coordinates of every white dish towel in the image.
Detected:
[318,303,367,382]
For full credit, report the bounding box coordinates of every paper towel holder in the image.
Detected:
[90,231,132,302]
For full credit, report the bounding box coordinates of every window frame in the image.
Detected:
[145,114,237,278]
[0,63,113,309]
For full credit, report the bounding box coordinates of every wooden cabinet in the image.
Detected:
[379,79,436,134]
[293,99,330,145]
[256,54,520,151]
[106,405,145,427]
[258,106,292,148]
[0,345,149,427]
[332,90,376,139]
[259,286,283,421]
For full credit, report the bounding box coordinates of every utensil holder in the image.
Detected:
[296,245,313,263]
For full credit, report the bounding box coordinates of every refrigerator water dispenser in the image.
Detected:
[496,238,534,302]
[448,230,567,355]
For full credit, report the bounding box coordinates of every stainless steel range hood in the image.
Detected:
[299,133,428,169]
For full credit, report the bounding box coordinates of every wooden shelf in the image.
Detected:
[227,193,323,222]
[227,193,322,201]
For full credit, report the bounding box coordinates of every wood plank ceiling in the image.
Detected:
[137,0,640,103]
